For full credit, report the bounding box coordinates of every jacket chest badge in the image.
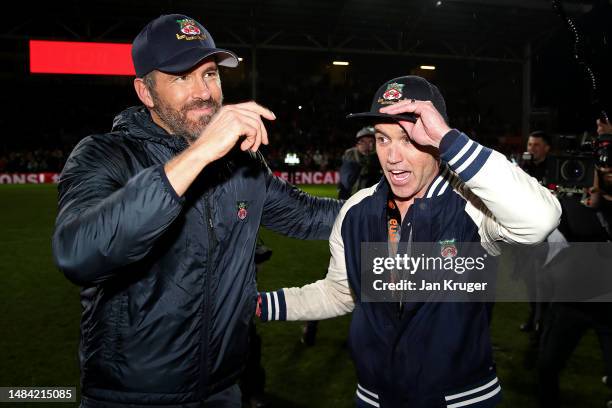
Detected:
[439,239,458,258]
[237,201,249,220]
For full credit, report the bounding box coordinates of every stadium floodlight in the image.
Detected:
[332,61,350,66]
[420,65,436,70]
[238,57,244,61]
[284,153,300,166]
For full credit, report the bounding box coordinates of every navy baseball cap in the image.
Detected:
[347,75,447,123]
[132,14,239,77]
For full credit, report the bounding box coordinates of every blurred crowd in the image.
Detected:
[2,71,529,175]
[0,148,67,173]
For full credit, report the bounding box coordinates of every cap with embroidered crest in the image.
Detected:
[131,14,239,78]
[347,75,448,123]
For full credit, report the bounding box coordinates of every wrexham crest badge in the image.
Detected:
[439,239,458,258]
[237,201,249,220]
[176,19,206,40]
[382,82,404,101]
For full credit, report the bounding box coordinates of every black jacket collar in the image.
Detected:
[111,106,189,151]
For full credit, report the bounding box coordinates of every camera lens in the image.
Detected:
[560,159,585,182]
[597,146,611,168]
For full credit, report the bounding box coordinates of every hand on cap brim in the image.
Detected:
[379,99,451,148]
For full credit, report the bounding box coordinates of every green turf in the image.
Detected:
[1,184,610,407]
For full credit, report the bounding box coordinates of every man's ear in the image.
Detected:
[134,77,155,108]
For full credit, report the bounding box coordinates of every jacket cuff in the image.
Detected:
[155,164,185,204]
[439,129,492,182]
[257,290,287,322]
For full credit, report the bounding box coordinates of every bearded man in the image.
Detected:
[52,14,341,408]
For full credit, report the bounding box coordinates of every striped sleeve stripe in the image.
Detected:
[266,293,274,321]
[258,290,287,322]
[440,130,492,182]
[448,140,479,171]
[440,130,472,165]
[273,291,280,320]
[455,145,483,174]
[447,139,474,166]
[455,146,491,182]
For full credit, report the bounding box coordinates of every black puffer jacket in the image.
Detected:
[52,106,341,407]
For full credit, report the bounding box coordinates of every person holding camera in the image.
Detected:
[536,121,612,408]
[522,130,551,184]
[337,126,382,200]
[516,131,553,335]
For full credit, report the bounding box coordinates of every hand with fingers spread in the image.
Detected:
[194,101,276,163]
[379,99,451,148]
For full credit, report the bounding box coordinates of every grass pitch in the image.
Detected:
[0,184,609,407]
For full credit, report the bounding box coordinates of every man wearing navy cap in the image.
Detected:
[258,76,562,407]
[52,14,341,407]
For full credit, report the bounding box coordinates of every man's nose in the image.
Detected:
[192,78,211,100]
[387,146,401,164]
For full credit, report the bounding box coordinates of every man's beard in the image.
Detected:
[151,92,222,143]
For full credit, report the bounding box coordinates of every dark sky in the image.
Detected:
[1,1,610,151]
[531,1,611,133]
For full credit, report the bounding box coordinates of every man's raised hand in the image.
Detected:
[195,101,276,163]
[379,100,450,148]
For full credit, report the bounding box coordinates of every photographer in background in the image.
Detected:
[536,120,612,408]
[337,126,381,200]
[516,131,552,338]
[585,119,612,215]
[522,130,551,184]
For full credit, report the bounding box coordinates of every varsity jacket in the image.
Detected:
[258,130,561,408]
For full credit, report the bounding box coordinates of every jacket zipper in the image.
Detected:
[200,194,218,397]
[398,222,413,320]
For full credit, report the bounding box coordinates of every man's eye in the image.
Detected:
[205,71,218,79]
